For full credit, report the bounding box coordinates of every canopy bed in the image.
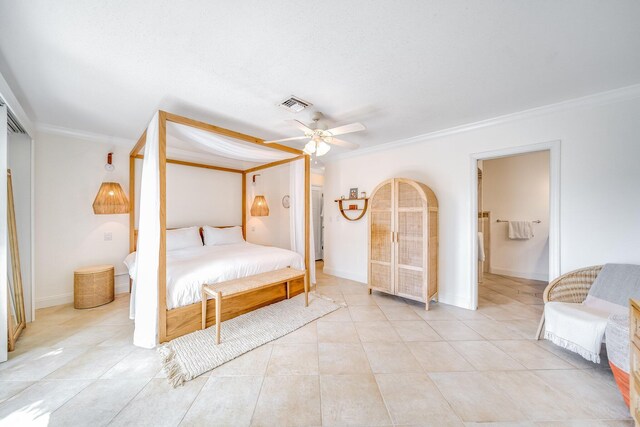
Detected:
[128,111,314,348]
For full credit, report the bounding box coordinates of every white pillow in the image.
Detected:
[166,226,203,251]
[203,226,244,246]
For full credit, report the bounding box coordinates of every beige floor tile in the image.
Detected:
[343,294,377,306]
[362,341,423,373]
[349,305,387,321]
[372,293,409,307]
[318,343,371,375]
[320,374,391,426]
[273,322,317,344]
[318,306,352,322]
[391,320,442,342]
[534,421,633,426]
[339,283,370,295]
[449,341,525,371]
[429,372,526,422]
[407,342,474,372]
[492,340,574,370]
[379,304,423,320]
[463,319,526,340]
[50,325,123,347]
[535,340,608,369]
[181,376,262,426]
[0,381,34,404]
[251,375,321,427]
[375,373,462,425]
[354,320,402,342]
[101,348,162,379]
[0,346,88,381]
[411,304,459,320]
[210,344,273,377]
[110,377,206,426]
[266,343,318,376]
[533,369,630,420]
[48,378,149,426]
[490,370,593,421]
[46,346,134,379]
[426,320,484,341]
[0,379,92,425]
[317,321,359,343]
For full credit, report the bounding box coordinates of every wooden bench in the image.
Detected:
[201,268,307,344]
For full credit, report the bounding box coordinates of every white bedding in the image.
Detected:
[125,242,304,310]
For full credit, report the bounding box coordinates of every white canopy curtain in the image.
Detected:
[168,122,291,163]
[291,159,316,284]
[130,112,160,348]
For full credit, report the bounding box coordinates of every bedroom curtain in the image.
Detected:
[290,159,316,284]
[168,122,291,163]
[130,112,160,349]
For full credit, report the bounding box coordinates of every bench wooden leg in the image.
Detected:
[215,291,222,344]
[201,289,207,330]
[286,281,290,299]
[304,275,309,307]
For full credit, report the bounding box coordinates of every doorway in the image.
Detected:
[470,141,560,310]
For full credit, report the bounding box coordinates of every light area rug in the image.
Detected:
[158,293,341,387]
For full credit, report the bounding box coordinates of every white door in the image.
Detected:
[312,188,323,260]
[1,103,8,362]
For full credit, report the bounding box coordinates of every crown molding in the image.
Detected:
[36,122,135,147]
[333,83,640,161]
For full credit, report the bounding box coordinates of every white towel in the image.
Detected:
[478,232,485,261]
[508,221,534,239]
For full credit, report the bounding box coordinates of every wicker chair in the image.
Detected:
[535,265,604,340]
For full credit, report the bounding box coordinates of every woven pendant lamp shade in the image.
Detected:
[250,195,269,216]
[92,182,129,214]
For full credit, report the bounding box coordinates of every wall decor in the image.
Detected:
[282,195,290,208]
[349,188,358,199]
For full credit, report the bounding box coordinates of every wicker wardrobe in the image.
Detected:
[368,178,438,309]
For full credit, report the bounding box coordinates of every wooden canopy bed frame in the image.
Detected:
[129,111,311,343]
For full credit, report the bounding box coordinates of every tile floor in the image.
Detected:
[0,268,632,426]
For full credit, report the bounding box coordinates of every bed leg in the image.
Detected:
[215,292,221,344]
[201,288,207,330]
[304,276,309,307]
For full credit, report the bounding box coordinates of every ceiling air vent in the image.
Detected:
[278,96,312,113]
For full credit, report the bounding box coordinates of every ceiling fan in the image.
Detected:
[265,112,365,156]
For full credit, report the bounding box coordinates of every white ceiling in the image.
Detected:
[1,1,639,155]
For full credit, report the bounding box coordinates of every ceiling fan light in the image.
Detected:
[316,140,331,156]
[303,140,316,154]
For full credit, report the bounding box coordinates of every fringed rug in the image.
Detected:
[158,293,341,387]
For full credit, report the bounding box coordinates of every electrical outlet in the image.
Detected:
[251,226,256,232]
[104,232,113,241]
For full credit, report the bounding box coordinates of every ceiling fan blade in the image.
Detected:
[325,122,365,136]
[264,136,309,144]
[286,119,314,134]
[326,137,359,150]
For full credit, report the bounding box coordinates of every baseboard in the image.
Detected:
[35,292,74,308]
[489,267,548,282]
[322,266,367,284]
[36,275,130,309]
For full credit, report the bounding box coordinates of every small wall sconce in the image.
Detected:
[250,174,269,216]
[92,153,129,214]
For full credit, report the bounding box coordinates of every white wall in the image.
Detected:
[323,93,640,309]
[8,133,33,320]
[34,132,131,308]
[246,164,291,249]
[483,151,549,281]
[133,159,242,229]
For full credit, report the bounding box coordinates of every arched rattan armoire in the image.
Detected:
[368,178,438,309]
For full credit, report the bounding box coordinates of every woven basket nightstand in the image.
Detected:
[74,264,115,309]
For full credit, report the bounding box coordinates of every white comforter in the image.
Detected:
[125,242,304,310]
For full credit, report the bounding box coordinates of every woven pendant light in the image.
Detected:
[92,153,129,214]
[93,182,129,214]
[250,195,269,216]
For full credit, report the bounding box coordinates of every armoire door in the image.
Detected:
[395,179,425,301]
[368,180,394,293]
